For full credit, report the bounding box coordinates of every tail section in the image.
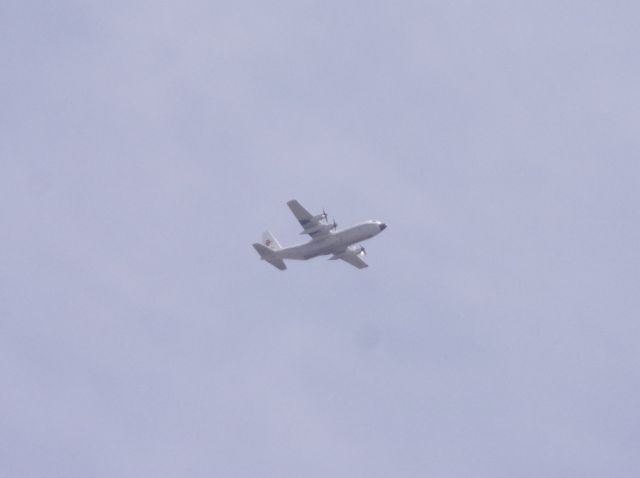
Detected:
[253,243,287,271]
[261,231,282,251]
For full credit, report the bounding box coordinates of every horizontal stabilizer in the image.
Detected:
[253,243,287,270]
[266,258,287,270]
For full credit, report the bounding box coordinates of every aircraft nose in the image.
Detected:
[379,223,387,231]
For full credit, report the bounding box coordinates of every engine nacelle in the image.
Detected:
[352,245,366,255]
[313,210,329,222]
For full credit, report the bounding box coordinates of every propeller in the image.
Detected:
[358,245,366,256]
[321,209,328,222]
[331,218,338,230]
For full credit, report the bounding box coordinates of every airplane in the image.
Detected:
[252,199,387,270]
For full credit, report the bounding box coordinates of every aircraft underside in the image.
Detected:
[253,199,386,270]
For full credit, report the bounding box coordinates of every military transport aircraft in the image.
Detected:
[253,199,387,270]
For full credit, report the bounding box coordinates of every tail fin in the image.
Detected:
[261,231,282,251]
[253,243,287,270]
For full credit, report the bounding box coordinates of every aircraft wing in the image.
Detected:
[339,253,368,269]
[287,199,314,227]
[287,199,330,238]
[330,247,369,269]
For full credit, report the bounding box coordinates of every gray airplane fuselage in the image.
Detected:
[276,221,386,260]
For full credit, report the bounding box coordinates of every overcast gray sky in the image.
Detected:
[2,1,640,476]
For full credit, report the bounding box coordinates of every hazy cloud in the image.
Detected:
[2,1,639,477]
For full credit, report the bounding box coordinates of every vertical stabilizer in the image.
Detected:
[262,231,282,251]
